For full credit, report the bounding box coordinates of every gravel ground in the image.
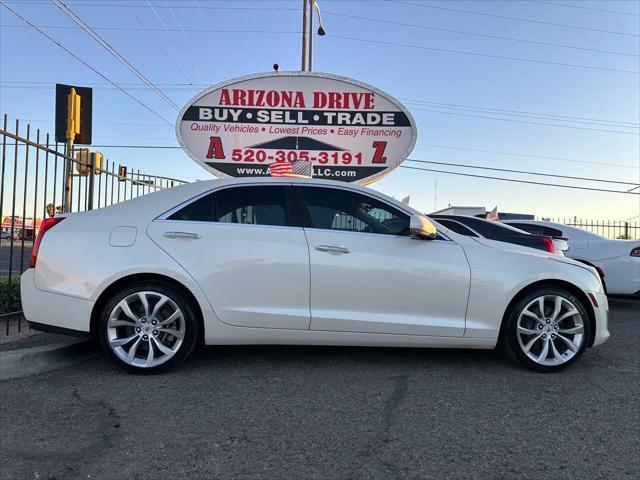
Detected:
[0,297,638,480]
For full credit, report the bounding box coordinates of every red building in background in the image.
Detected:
[1,216,42,240]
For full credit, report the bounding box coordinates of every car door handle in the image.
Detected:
[315,244,350,254]
[163,231,201,239]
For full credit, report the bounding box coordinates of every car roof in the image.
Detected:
[430,214,529,232]
[503,220,605,239]
[81,177,423,220]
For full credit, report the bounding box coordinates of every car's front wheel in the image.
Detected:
[503,287,591,372]
[98,282,198,373]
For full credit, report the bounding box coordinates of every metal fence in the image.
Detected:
[542,218,639,240]
[1,115,187,334]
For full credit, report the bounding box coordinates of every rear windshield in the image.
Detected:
[506,222,564,237]
[433,218,478,237]
[433,216,528,240]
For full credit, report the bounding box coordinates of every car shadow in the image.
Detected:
[181,342,520,374]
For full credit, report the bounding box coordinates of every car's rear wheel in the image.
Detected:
[98,282,198,374]
[504,287,590,372]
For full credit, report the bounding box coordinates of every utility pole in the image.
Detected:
[301,0,308,71]
[434,179,437,211]
[308,0,314,72]
[301,0,325,72]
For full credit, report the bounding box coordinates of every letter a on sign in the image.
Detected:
[206,136,225,159]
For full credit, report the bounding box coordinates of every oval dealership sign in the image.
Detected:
[176,72,416,185]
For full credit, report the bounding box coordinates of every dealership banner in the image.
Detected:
[176,72,417,185]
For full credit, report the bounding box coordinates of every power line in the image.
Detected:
[3,80,635,131]
[0,81,207,86]
[194,0,232,78]
[59,142,638,187]
[403,99,639,128]
[143,0,204,84]
[326,34,640,75]
[324,11,639,58]
[8,134,631,174]
[52,0,180,111]
[0,23,301,34]
[5,20,636,75]
[409,106,639,135]
[124,0,193,84]
[405,159,638,186]
[392,0,640,37]
[529,1,640,17]
[53,142,640,192]
[161,0,213,83]
[400,165,639,195]
[18,118,170,127]
[418,144,638,169]
[50,143,640,172]
[0,1,174,125]
[0,84,200,92]
[2,1,299,11]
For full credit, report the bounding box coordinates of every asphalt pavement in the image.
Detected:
[0,242,32,275]
[0,298,638,480]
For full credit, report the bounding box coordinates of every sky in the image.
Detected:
[1,0,639,221]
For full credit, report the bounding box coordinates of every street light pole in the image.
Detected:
[301,0,326,72]
[308,0,314,71]
[301,0,308,71]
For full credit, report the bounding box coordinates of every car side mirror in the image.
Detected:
[410,214,437,240]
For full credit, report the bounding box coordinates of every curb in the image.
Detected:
[0,338,98,381]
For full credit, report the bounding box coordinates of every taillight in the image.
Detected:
[29,217,65,268]
[540,237,556,254]
[631,247,640,257]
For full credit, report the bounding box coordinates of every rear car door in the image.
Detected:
[147,184,311,330]
[295,185,470,337]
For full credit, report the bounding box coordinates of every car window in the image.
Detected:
[168,194,214,222]
[434,218,478,237]
[298,187,409,235]
[435,216,527,240]
[215,186,289,227]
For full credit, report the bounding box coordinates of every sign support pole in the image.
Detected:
[63,141,74,213]
[87,155,95,211]
[63,88,81,213]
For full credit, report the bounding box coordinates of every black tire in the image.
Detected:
[503,287,591,373]
[98,281,198,374]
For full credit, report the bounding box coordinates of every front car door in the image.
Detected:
[295,185,471,337]
[148,184,311,330]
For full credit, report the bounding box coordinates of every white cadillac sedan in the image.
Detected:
[21,178,609,374]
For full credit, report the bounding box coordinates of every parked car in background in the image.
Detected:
[502,220,640,296]
[0,231,11,240]
[430,214,567,255]
[21,178,608,374]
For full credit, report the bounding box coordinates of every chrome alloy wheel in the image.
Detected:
[516,295,585,367]
[106,291,185,368]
